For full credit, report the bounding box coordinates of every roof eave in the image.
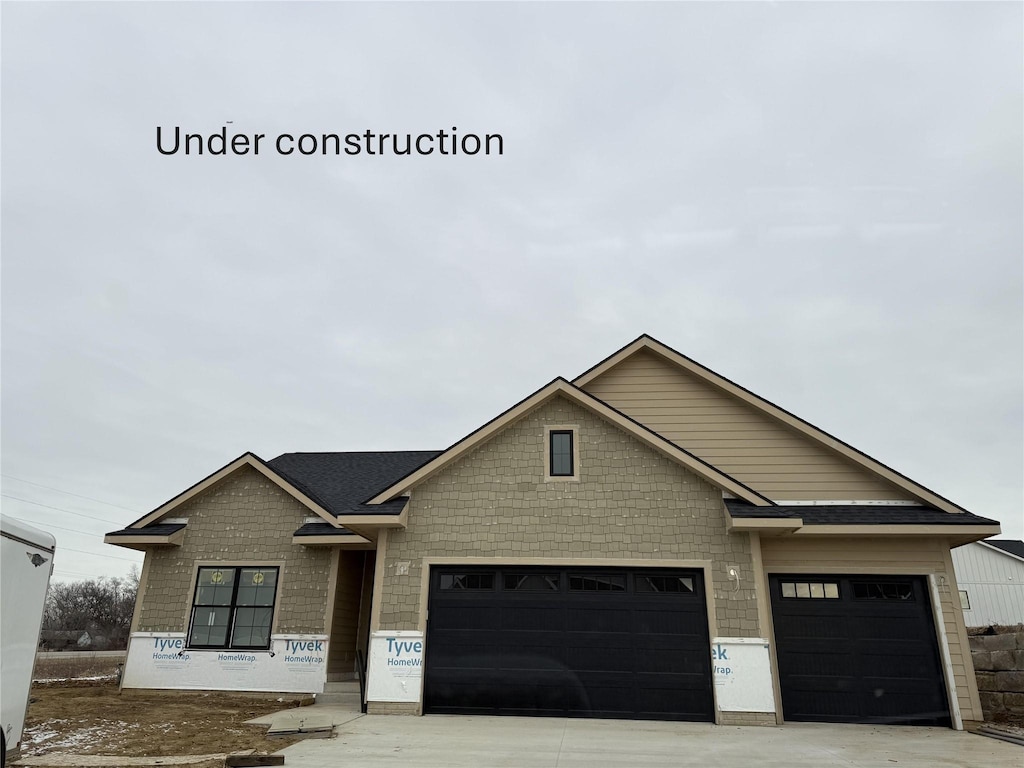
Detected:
[292,533,374,548]
[791,524,1001,544]
[126,453,340,530]
[335,502,410,530]
[103,527,186,550]
[725,513,803,535]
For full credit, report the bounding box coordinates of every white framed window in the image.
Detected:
[959,590,971,610]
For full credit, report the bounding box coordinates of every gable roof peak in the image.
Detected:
[574,334,969,516]
[365,375,771,507]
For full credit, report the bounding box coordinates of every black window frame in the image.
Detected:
[186,565,280,651]
[549,429,575,477]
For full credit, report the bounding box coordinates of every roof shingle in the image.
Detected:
[268,451,440,516]
[105,523,186,537]
[985,540,1024,558]
[725,500,998,526]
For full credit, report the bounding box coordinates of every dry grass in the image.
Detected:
[33,654,125,682]
[966,624,1024,636]
[22,679,303,758]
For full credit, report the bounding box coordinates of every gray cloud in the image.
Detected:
[2,2,1021,580]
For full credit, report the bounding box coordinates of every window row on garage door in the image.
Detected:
[422,566,950,726]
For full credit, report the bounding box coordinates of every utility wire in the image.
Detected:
[5,514,108,538]
[53,569,105,579]
[1,494,126,524]
[58,545,140,563]
[1,474,140,513]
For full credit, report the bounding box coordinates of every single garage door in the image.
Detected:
[770,574,950,726]
[424,566,713,721]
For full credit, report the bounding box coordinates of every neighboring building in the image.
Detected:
[951,540,1024,627]
[106,335,1001,730]
[38,630,91,651]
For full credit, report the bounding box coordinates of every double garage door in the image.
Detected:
[424,566,714,721]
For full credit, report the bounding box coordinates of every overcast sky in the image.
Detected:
[2,2,1021,583]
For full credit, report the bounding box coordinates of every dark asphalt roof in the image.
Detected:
[985,540,1024,558]
[105,523,186,536]
[724,500,999,526]
[293,523,360,537]
[269,451,440,516]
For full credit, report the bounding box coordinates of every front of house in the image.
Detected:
[106,335,1000,729]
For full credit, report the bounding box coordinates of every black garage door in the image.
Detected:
[424,566,713,721]
[770,574,950,726]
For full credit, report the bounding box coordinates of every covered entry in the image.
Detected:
[424,565,713,721]
[769,574,950,726]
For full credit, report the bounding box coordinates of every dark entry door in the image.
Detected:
[769,574,950,726]
[424,566,714,721]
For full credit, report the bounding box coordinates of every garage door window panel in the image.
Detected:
[635,575,695,593]
[503,573,560,592]
[568,574,626,592]
[852,581,914,601]
[439,573,494,591]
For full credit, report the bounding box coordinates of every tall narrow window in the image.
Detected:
[549,430,574,477]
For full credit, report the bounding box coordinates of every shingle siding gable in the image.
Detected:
[379,395,759,637]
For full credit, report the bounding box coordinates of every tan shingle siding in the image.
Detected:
[328,550,365,675]
[379,395,759,638]
[136,466,332,635]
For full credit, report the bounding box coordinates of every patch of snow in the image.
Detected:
[33,674,118,683]
[22,719,141,756]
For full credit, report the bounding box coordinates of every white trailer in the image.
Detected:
[1,515,56,767]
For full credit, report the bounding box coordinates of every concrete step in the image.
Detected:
[322,681,361,693]
[316,680,362,708]
[314,695,361,708]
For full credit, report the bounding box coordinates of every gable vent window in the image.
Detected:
[549,430,574,476]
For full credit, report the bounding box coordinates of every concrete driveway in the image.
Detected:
[280,714,1022,768]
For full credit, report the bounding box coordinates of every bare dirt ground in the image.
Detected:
[21,679,303,759]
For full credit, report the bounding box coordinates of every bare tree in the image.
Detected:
[43,569,138,650]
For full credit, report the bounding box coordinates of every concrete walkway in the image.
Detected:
[245,705,363,736]
[280,714,1022,768]
[245,680,364,736]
